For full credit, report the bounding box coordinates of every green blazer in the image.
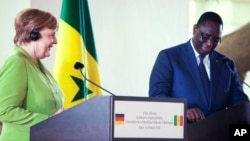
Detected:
[0,46,64,141]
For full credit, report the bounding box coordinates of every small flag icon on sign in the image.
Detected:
[174,115,183,126]
[115,114,125,125]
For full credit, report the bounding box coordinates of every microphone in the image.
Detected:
[222,58,250,88]
[74,62,116,96]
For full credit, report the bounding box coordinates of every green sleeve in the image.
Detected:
[0,55,47,126]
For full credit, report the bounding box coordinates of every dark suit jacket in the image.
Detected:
[149,40,249,117]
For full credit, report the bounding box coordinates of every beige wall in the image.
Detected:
[1,0,249,97]
[0,0,29,68]
[0,0,189,97]
[190,0,250,36]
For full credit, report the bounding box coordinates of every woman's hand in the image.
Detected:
[49,108,65,117]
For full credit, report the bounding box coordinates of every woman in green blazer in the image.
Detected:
[0,8,64,141]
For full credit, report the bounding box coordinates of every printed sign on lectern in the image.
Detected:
[112,97,187,141]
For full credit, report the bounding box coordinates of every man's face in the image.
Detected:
[192,20,223,56]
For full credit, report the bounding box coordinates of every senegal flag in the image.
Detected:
[53,0,102,108]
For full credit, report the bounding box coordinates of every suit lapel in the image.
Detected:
[183,41,209,107]
[209,52,223,108]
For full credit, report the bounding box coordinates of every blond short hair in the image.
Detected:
[13,8,58,45]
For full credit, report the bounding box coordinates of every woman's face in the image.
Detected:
[34,28,57,59]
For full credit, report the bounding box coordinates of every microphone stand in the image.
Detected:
[77,68,116,96]
[224,60,250,89]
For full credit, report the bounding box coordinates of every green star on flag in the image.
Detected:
[71,75,93,101]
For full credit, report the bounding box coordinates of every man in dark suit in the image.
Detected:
[149,11,249,123]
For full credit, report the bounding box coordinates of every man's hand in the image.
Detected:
[187,107,205,123]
